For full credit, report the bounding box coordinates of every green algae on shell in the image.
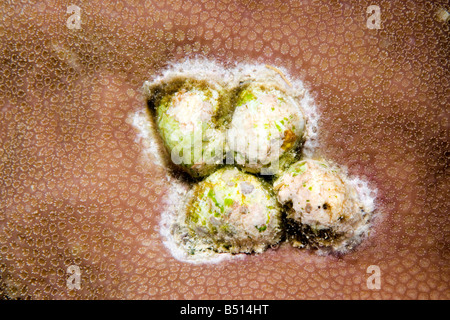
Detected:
[173,167,284,254]
[226,83,306,176]
[273,159,372,252]
[145,78,227,178]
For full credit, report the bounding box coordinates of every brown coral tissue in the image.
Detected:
[0,0,448,301]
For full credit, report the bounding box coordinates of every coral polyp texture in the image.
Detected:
[0,0,448,300]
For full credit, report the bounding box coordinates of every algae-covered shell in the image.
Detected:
[148,79,226,178]
[176,167,283,254]
[273,159,370,251]
[226,84,306,176]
